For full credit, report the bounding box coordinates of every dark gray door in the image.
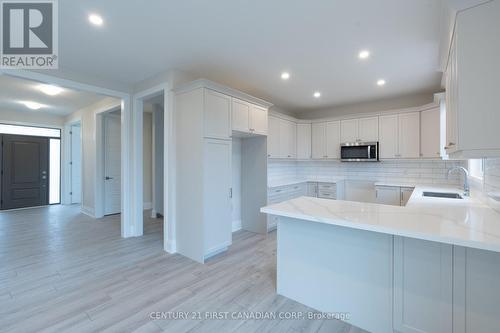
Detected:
[1,134,49,210]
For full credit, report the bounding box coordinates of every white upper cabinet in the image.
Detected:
[312,122,327,159]
[297,123,312,159]
[326,121,341,159]
[231,98,250,133]
[249,105,268,135]
[379,115,399,159]
[445,1,500,158]
[267,116,280,158]
[231,98,268,136]
[279,119,296,159]
[204,89,232,140]
[398,112,420,159]
[420,108,441,158]
[379,113,420,159]
[358,117,379,142]
[340,119,358,143]
[341,117,379,143]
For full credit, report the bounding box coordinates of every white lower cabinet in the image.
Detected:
[267,183,307,231]
[393,237,453,333]
[375,186,401,206]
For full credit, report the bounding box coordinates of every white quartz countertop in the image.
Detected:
[268,178,344,188]
[261,185,500,253]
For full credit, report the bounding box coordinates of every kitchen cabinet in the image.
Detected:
[296,123,312,159]
[420,107,441,158]
[398,112,420,158]
[379,113,420,159]
[279,119,296,159]
[393,237,453,333]
[307,182,318,197]
[400,187,413,206]
[267,183,307,231]
[375,185,401,206]
[231,98,268,135]
[444,1,500,158]
[249,104,268,135]
[341,117,379,143]
[267,116,296,159]
[204,89,232,140]
[312,121,340,159]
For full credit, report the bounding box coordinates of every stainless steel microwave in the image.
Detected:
[340,142,379,162]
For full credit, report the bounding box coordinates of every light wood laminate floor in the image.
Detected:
[0,205,367,333]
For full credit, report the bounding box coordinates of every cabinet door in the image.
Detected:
[279,119,296,159]
[394,237,452,333]
[400,187,414,206]
[249,104,268,135]
[203,139,232,256]
[204,89,231,140]
[296,123,312,159]
[399,112,420,158]
[375,186,401,206]
[267,116,280,158]
[420,108,441,158]
[445,36,458,153]
[326,121,341,159]
[311,122,327,159]
[379,115,399,159]
[340,119,358,143]
[358,117,379,142]
[231,98,250,133]
[307,182,318,197]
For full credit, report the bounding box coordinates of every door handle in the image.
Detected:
[105,176,113,180]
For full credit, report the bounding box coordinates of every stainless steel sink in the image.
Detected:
[422,192,463,199]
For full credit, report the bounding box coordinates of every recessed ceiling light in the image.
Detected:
[281,72,290,80]
[313,92,321,98]
[88,14,104,26]
[358,50,370,59]
[38,84,63,96]
[20,101,46,110]
[377,79,386,86]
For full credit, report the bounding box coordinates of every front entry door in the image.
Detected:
[1,134,49,210]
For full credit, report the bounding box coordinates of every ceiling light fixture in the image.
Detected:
[38,84,64,96]
[88,14,104,26]
[281,72,290,80]
[377,79,386,86]
[358,50,370,59]
[20,101,46,110]
[313,92,321,98]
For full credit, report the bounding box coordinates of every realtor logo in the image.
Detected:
[1,0,58,69]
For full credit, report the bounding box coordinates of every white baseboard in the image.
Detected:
[143,202,152,210]
[165,239,177,254]
[232,220,242,232]
[204,241,231,260]
[81,205,95,218]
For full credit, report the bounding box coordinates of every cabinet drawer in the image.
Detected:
[318,190,337,200]
[318,183,337,191]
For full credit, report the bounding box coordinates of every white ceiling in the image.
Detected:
[0,75,108,116]
[56,0,443,111]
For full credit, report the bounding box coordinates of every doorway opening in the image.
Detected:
[0,123,61,210]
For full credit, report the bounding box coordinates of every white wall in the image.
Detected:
[65,97,121,215]
[294,93,435,120]
[231,138,242,231]
[0,109,65,127]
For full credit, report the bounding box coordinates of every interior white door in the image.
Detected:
[420,108,441,158]
[104,115,121,215]
[326,121,341,159]
[379,115,399,159]
[399,112,421,158]
[70,124,82,204]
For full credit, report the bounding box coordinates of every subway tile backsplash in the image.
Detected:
[268,159,466,186]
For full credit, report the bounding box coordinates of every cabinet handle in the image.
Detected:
[229,188,233,198]
[268,154,271,157]
[448,142,456,146]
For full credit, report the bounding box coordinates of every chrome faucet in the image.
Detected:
[448,166,470,197]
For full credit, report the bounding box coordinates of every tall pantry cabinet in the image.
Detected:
[175,87,233,263]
